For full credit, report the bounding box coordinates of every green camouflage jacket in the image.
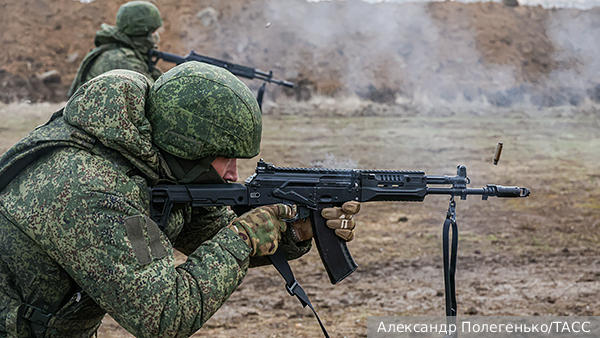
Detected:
[0,71,250,338]
[67,24,162,97]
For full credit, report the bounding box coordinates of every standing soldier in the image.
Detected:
[67,1,164,97]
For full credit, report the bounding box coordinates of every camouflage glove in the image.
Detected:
[228,204,296,256]
[289,201,361,242]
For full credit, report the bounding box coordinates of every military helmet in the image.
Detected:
[116,1,163,36]
[147,61,262,162]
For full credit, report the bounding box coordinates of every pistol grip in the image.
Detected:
[311,207,358,284]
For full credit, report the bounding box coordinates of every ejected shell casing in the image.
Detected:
[493,142,503,165]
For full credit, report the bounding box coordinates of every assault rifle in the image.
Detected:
[148,50,294,108]
[149,159,530,338]
[148,50,294,87]
[150,159,529,284]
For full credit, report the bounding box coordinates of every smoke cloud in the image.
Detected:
[182,0,600,110]
[259,0,600,109]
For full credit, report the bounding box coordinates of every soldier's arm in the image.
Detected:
[172,206,312,266]
[33,157,249,338]
[171,206,237,255]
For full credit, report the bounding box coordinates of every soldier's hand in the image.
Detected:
[321,201,361,241]
[288,201,362,242]
[228,204,296,256]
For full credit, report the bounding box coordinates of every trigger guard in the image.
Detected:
[281,214,300,223]
[281,205,312,223]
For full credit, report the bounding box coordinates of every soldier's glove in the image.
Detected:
[322,201,361,241]
[228,204,297,257]
[289,201,361,242]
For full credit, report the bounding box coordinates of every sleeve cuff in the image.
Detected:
[214,227,252,263]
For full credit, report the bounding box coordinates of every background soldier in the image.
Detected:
[67,1,164,97]
[0,62,358,337]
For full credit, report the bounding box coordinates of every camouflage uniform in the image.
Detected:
[0,64,271,337]
[67,1,163,97]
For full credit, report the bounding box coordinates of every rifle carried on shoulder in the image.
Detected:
[149,160,530,338]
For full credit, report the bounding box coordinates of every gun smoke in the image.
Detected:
[2,0,599,111]
[186,0,600,111]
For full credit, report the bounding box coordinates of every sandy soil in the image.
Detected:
[1,99,598,337]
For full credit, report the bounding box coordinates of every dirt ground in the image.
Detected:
[1,98,599,337]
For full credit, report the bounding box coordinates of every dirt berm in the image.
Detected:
[2,0,600,107]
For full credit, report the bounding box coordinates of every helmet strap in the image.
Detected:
[193,165,227,184]
[160,150,223,184]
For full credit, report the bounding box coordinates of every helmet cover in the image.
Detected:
[147,61,262,161]
[116,1,163,36]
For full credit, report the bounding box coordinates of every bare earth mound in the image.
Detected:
[2,0,600,107]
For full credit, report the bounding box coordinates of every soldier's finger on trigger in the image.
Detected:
[277,204,296,219]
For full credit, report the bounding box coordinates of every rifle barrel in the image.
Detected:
[427,186,530,198]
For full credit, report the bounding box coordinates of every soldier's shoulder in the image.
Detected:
[98,46,137,58]
[92,47,146,72]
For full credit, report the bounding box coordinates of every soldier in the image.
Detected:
[0,62,359,337]
[67,1,164,97]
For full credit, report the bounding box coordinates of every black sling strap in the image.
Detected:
[0,147,56,193]
[19,303,53,337]
[267,198,461,338]
[256,82,267,111]
[268,250,330,338]
[443,197,459,338]
[0,110,66,193]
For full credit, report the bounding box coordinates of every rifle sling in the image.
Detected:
[267,206,459,338]
[268,250,330,338]
[256,82,266,111]
[442,202,459,338]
